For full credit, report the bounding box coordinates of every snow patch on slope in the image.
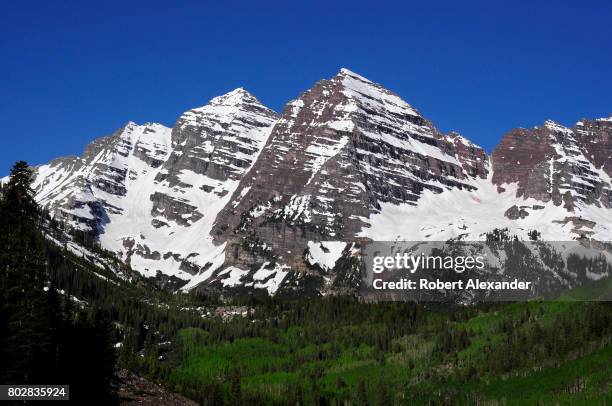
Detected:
[359,173,612,241]
[205,262,289,295]
[305,241,347,271]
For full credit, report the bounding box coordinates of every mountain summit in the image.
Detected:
[209,69,490,289]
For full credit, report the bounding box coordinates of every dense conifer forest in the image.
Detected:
[0,162,117,402]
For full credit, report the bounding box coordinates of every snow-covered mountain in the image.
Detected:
[28,89,278,287]
[363,118,612,243]
[11,69,612,295]
[207,68,490,291]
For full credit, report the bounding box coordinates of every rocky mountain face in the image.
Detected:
[32,122,173,232]
[29,89,278,287]
[492,119,612,236]
[14,69,612,295]
[209,69,489,286]
[492,120,612,209]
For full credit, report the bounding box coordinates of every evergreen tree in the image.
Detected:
[228,367,242,405]
[374,380,390,406]
[294,383,303,406]
[0,161,51,383]
[356,378,369,406]
[0,161,117,402]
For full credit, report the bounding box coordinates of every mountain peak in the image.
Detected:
[175,87,277,135]
[337,68,373,83]
[121,121,169,135]
[449,131,478,148]
[543,120,572,134]
[209,87,257,107]
[332,68,420,119]
[123,120,137,129]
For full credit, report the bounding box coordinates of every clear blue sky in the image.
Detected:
[2,0,612,173]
